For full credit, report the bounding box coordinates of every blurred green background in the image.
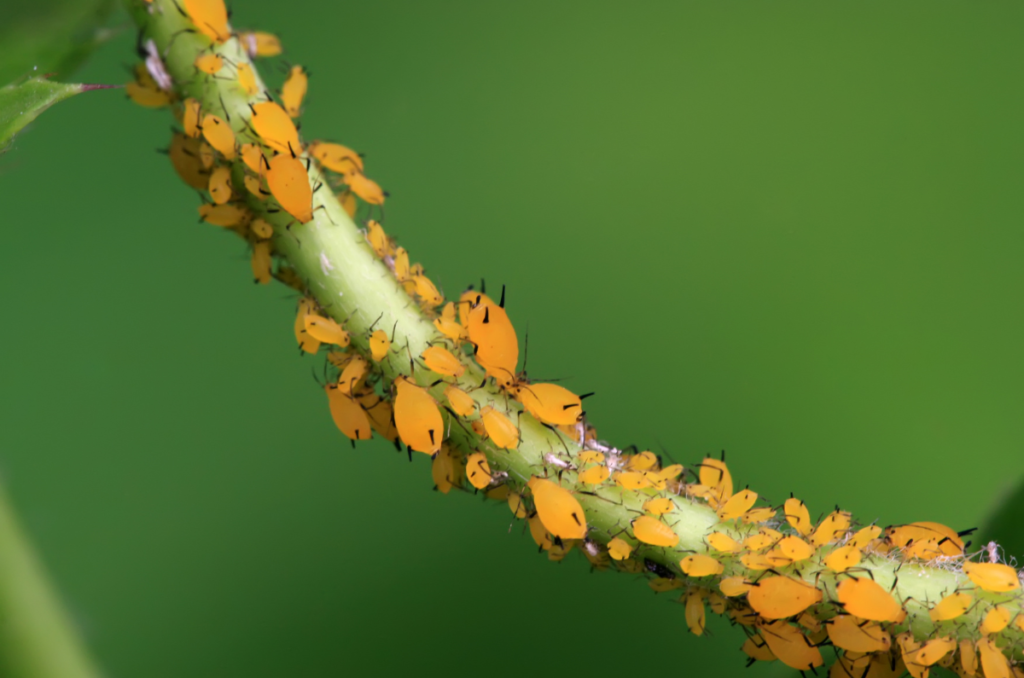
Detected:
[2,1,1023,676]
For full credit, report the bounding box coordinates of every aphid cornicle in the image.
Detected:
[266,152,313,223]
[281,65,308,118]
[182,0,231,42]
[527,477,587,540]
[393,376,443,455]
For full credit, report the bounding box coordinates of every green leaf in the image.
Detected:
[976,475,1024,561]
[0,77,117,153]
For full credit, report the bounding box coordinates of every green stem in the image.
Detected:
[0,484,103,678]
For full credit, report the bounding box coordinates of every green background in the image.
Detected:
[2,1,1023,676]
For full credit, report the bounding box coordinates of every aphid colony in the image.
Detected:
[132,1,1024,675]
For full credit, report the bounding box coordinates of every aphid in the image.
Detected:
[527,477,586,540]
[684,589,706,636]
[250,102,301,154]
[393,376,444,455]
[310,141,363,175]
[182,0,231,42]
[740,507,776,524]
[823,545,861,572]
[479,406,518,449]
[358,393,399,443]
[886,522,965,557]
[335,355,368,395]
[294,298,321,354]
[740,635,776,663]
[466,452,492,490]
[126,78,172,107]
[200,114,236,159]
[717,488,757,521]
[250,218,273,239]
[756,620,823,671]
[343,172,386,205]
[443,385,476,417]
[719,576,752,597]
[239,142,264,174]
[421,346,464,378]
[658,464,683,481]
[679,554,723,577]
[643,498,675,516]
[527,514,553,551]
[507,491,528,519]
[977,638,1010,678]
[607,537,633,561]
[963,562,1020,592]
[413,275,444,308]
[783,497,813,536]
[238,31,282,58]
[208,165,232,204]
[747,575,822,620]
[515,383,584,426]
[578,450,605,464]
[906,637,956,674]
[431,445,457,493]
[236,62,258,96]
[392,247,410,282]
[626,451,658,471]
[434,303,463,342]
[340,191,357,218]
[267,152,313,223]
[365,220,390,258]
[182,98,202,137]
[809,509,852,547]
[281,65,308,118]
[577,465,609,485]
[325,385,371,441]
[928,591,972,622]
[649,578,682,593]
[194,53,224,75]
[369,329,391,362]
[979,606,1011,635]
[303,314,350,347]
[244,174,269,200]
[614,471,650,491]
[250,241,271,284]
[774,536,814,562]
[960,639,978,677]
[836,577,907,623]
[849,524,883,548]
[168,133,210,189]
[632,516,678,548]
[743,528,781,551]
[198,203,249,227]
[694,456,732,507]
[197,140,215,168]
[825,615,891,653]
[706,532,740,554]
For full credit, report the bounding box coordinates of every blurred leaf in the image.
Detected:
[0,77,117,153]
[976,475,1024,561]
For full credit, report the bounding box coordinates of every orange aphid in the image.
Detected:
[929,591,972,622]
[244,175,269,200]
[293,298,321,354]
[236,62,258,95]
[325,385,371,441]
[344,172,386,205]
[850,525,883,548]
[393,376,444,455]
[756,620,823,671]
[250,241,271,284]
[626,451,659,471]
[577,465,609,485]
[369,329,390,362]
[837,577,907,623]
[607,537,633,561]
[694,456,732,507]
[466,452,492,490]
[335,355,368,395]
[182,0,230,42]
[266,153,313,223]
[680,554,723,577]
[250,218,273,239]
[515,382,584,426]
[413,275,444,307]
[506,491,528,519]
[127,78,171,107]
[717,489,757,521]
[906,637,956,671]
[433,302,463,342]
[304,314,350,347]
[200,114,236,159]
[706,532,741,553]
[685,589,706,636]
[168,133,208,188]
[182,98,202,137]
[239,31,282,57]
[643,498,675,516]
[740,507,776,524]
[479,406,518,449]
[823,545,862,572]
[632,516,678,548]
[208,165,232,204]
[194,53,223,74]
[960,639,978,677]
[886,522,965,557]
[527,477,587,540]
[614,471,650,491]
[979,606,1011,635]
[444,385,476,417]
[719,576,753,597]
[784,498,813,536]
[809,509,852,547]
[578,450,605,464]
[392,247,410,282]
[774,536,814,562]
[527,514,553,551]
[310,141,363,175]
[977,638,1010,678]
[649,577,682,593]
[963,562,1021,593]
[741,636,776,663]
[365,220,390,258]
[239,142,264,174]
[431,445,458,493]
[421,346,464,378]
[359,393,398,443]
[467,297,519,387]
[747,576,822,619]
[744,529,781,551]
[281,65,308,117]
[250,102,301,154]
[826,615,891,653]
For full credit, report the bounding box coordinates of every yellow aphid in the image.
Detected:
[250,218,273,239]
[740,507,776,524]
[485,484,510,502]
[743,530,781,551]
[717,488,757,521]
[783,497,813,536]
[980,606,1011,635]
[207,165,232,204]
[443,385,476,417]
[632,516,678,548]
[706,532,740,553]
[250,241,271,284]
[281,65,308,118]
[127,80,171,107]
[197,140,214,168]
[182,0,230,42]
[341,190,355,217]
[293,298,320,354]
[421,346,464,378]
[250,102,301,154]
[649,578,682,593]
[527,477,587,540]
[578,450,605,464]
[194,53,223,74]
[614,471,650,491]
[929,591,972,622]
[850,525,883,548]
[642,471,669,492]
[826,615,890,653]
[324,385,371,441]
[182,98,202,137]
[310,141,363,175]
[977,638,1010,678]
[960,639,978,677]
[244,174,269,200]
[168,133,208,189]
[200,114,235,159]
[527,514,552,551]
[239,31,282,58]
[707,591,727,615]
[198,203,248,226]
[239,142,263,174]
[515,383,584,426]
[466,452,492,490]
[304,314,350,347]
[626,451,658,471]
[392,247,410,282]
[886,521,965,557]
[393,376,444,455]
[907,637,956,671]
[680,554,724,577]
[335,355,368,395]
[368,329,390,362]
[236,62,258,95]
[719,576,753,597]
[643,498,675,516]
[741,636,776,663]
[657,464,683,481]
[431,445,458,493]
[740,554,771,571]
[685,589,706,636]
[823,545,862,572]
[577,465,609,485]
[365,220,389,258]
[775,536,814,562]
[266,153,313,223]
[344,172,386,205]
[756,620,823,671]
[507,492,527,519]
[698,456,732,501]
[607,537,633,561]
[466,297,518,387]
[747,576,823,619]
[433,304,463,342]
[836,577,907,623]
[359,393,398,443]
[963,562,1021,593]
[809,509,852,547]
[479,406,518,449]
